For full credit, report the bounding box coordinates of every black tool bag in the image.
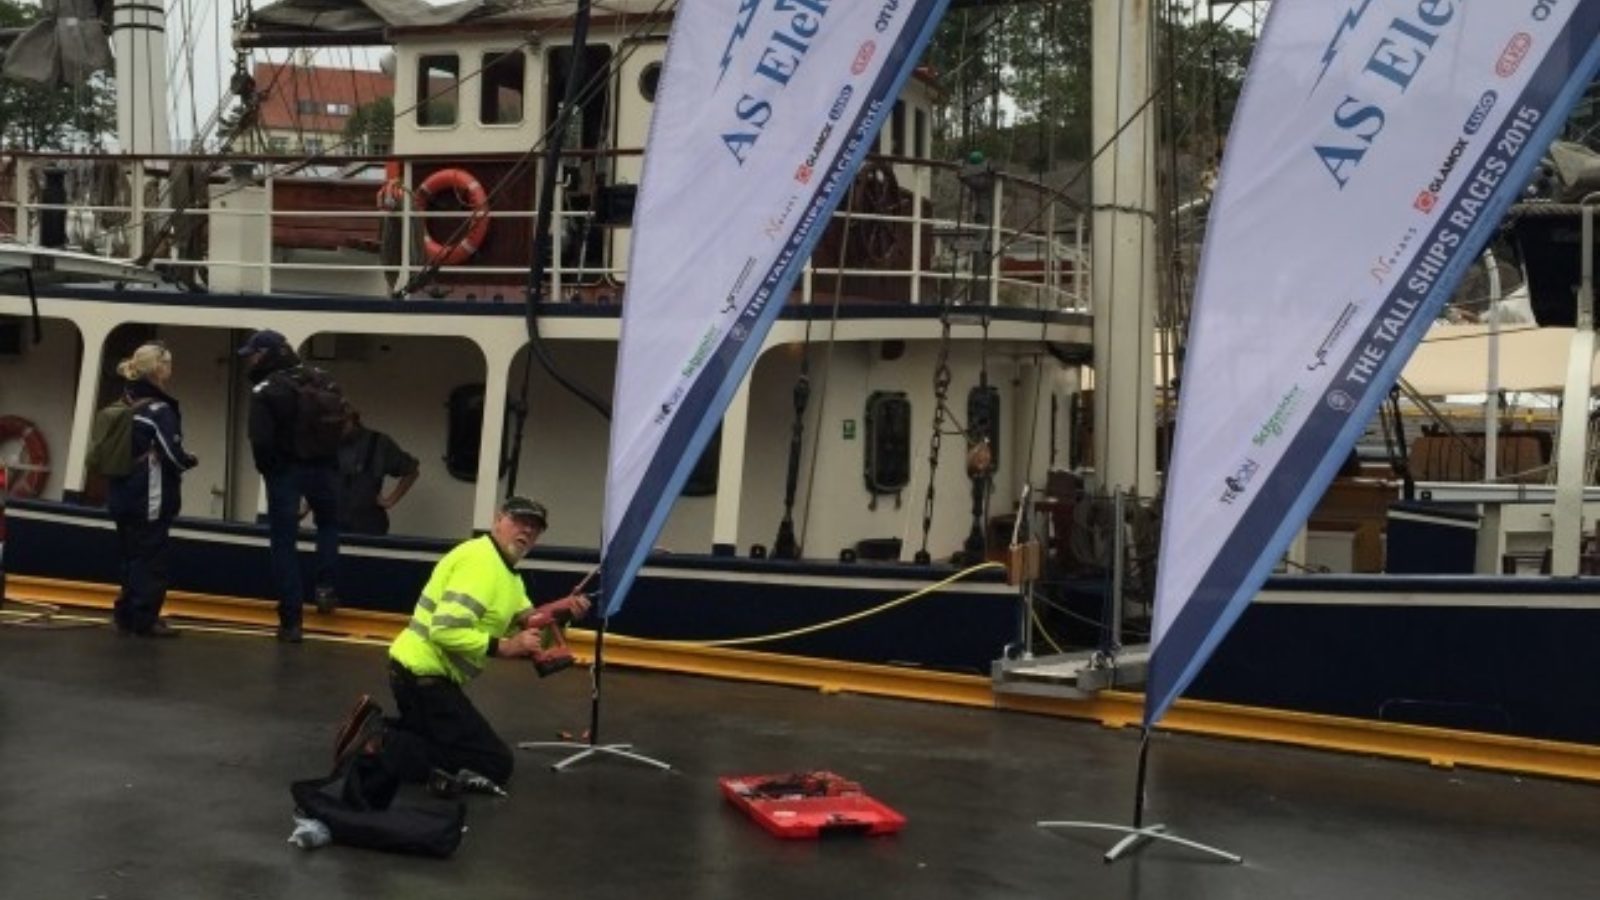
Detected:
[291,725,466,859]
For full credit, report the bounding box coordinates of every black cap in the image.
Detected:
[237,329,289,357]
[499,496,548,528]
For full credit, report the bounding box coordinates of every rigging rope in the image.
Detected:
[518,0,610,424]
[954,10,1261,278]
[505,0,613,499]
[786,178,861,553]
[645,561,1003,648]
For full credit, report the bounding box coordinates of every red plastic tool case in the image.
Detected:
[719,772,906,839]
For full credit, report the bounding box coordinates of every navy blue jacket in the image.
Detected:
[107,379,198,522]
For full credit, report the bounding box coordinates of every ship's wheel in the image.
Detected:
[848,161,910,265]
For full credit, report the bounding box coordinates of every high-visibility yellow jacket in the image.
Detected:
[390,535,532,684]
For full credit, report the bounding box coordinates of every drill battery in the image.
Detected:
[532,646,574,677]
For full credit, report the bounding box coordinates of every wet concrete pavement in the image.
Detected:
[1,617,1597,899]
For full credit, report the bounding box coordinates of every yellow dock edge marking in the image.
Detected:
[10,574,1600,783]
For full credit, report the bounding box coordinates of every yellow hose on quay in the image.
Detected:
[641,561,1005,648]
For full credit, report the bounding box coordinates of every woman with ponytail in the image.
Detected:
[107,341,198,638]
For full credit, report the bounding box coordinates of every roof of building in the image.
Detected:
[254,61,394,134]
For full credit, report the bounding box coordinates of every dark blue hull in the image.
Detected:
[9,500,1600,746]
[1193,576,1600,745]
[1,500,1017,675]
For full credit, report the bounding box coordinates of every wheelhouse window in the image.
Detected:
[480,50,525,125]
[417,54,460,127]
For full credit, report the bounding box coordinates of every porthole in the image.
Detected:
[638,62,662,102]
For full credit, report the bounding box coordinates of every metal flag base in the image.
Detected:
[1036,820,1242,864]
[517,739,672,773]
[1040,728,1242,865]
[517,615,672,773]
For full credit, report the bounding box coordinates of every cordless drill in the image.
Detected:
[527,603,578,677]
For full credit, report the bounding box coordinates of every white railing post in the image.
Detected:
[1075,212,1087,311]
[261,169,274,295]
[988,175,1003,306]
[130,160,145,258]
[400,159,414,294]
[1045,197,1058,310]
[551,168,565,303]
[15,157,30,243]
[910,164,926,305]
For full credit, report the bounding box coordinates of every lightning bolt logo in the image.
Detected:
[1311,0,1374,95]
[717,0,763,89]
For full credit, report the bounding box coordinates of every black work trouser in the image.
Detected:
[385,662,514,786]
[114,517,172,633]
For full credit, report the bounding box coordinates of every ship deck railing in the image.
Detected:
[0,149,1090,311]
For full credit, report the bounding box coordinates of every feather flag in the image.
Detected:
[600,0,952,616]
[1148,0,1600,725]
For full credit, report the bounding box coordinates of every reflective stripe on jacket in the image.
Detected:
[389,535,531,683]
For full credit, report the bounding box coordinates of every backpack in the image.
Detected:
[86,397,152,478]
[281,366,346,460]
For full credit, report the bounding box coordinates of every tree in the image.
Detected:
[923,6,1021,164]
[922,2,1255,174]
[0,0,116,151]
[1166,15,1257,162]
[344,97,394,155]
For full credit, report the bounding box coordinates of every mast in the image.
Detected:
[1090,0,1158,497]
[112,0,171,154]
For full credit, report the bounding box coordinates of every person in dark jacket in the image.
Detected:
[335,405,419,537]
[239,329,340,643]
[107,341,198,638]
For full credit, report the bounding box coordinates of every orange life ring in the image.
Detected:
[0,415,49,499]
[414,167,491,267]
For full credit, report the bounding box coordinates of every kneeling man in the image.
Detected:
[342,496,587,797]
